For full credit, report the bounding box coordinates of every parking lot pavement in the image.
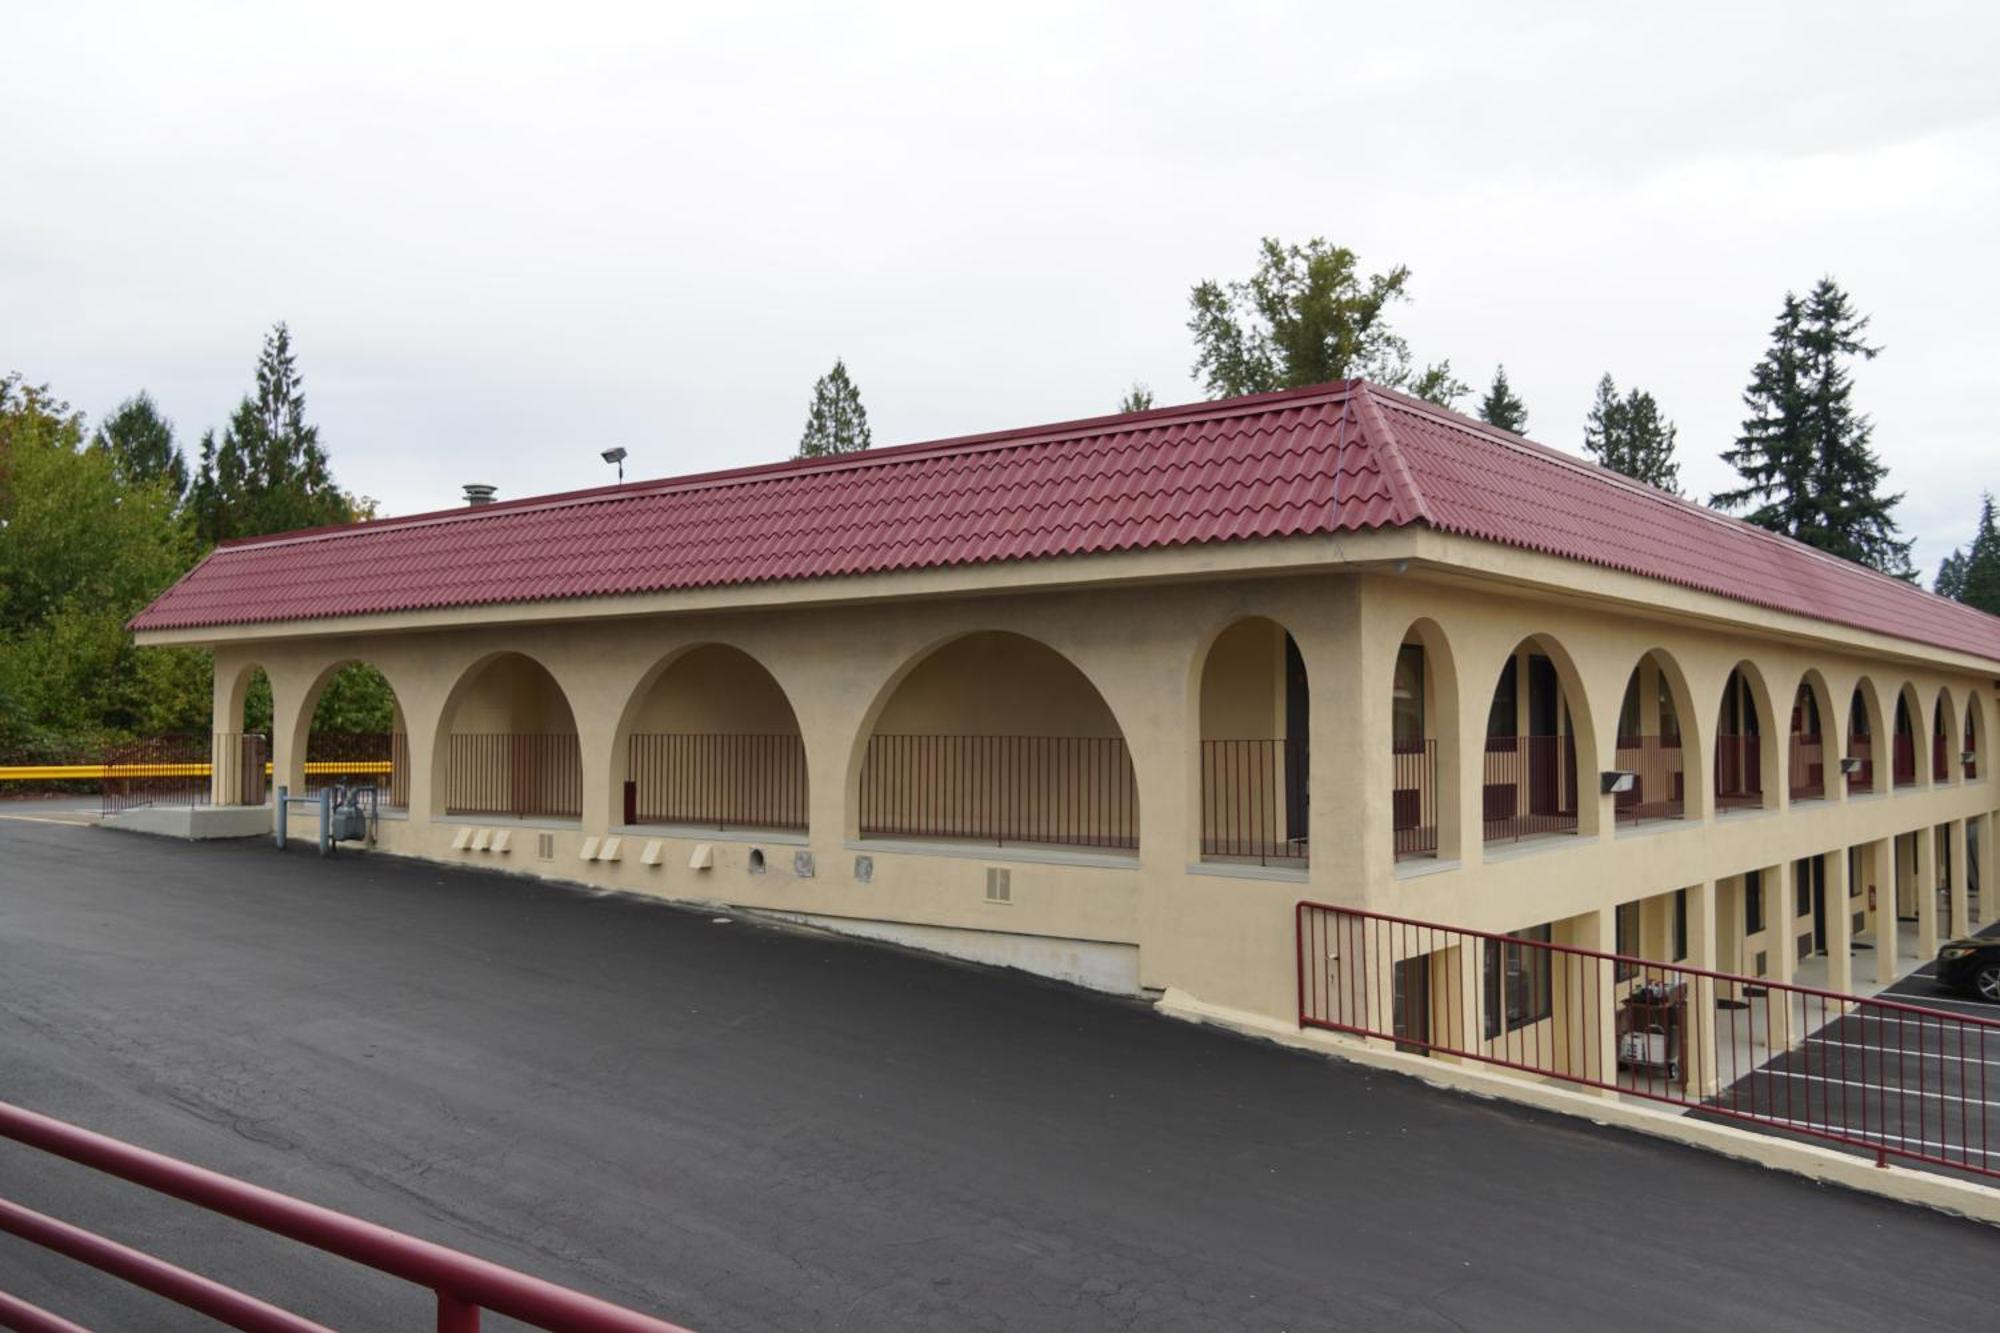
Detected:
[1,819,1996,1332]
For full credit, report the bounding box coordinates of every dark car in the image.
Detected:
[1936,938,2000,1002]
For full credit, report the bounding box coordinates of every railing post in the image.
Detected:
[436,1290,480,1332]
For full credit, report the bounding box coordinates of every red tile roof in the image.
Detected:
[131,381,2000,664]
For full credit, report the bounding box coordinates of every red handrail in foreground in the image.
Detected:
[0,1099,694,1333]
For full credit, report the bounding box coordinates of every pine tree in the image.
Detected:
[797,359,872,458]
[1714,279,1912,576]
[1478,365,1529,434]
[1582,373,1680,492]
[1119,383,1155,413]
[92,391,187,500]
[189,323,356,543]
[1936,492,2000,615]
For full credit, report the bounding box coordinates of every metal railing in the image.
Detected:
[101,735,268,814]
[1482,735,1577,843]
[1847,736,1874,793]
[859,734,1138,851]
[1391,739,1437,860]
[1893,733,1918,787]
[1297,902,2000,1179]
[1612,735,1684,824]
[445,734,582,820]
[0,1098,692,1332]
[625,733,807,831]
[1197,738,1308,865]
[303,732,407,810]
[1788,731,1826,801]
[1713,733,1763,812]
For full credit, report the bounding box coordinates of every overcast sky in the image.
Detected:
[5,2,1995,578]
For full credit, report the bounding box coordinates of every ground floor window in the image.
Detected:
[1745,869,1765,935]
[1672,889,1688,962]
[1484,924,1553,1038]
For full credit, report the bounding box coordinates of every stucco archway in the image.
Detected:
[1480,633,1598,842]
[432,651,583,820]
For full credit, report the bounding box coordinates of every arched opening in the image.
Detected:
[296,663,408,810]
[1892,686,1921,788]
[1483,637,1586,844]
[1788,675,1832,802]
[438,653,581,820]
[617,644,806,833]
[211,663,273,806]
[1612,649,1692,826]
[1933,690,1959,786]
[858,631,1137,852]
[1195,617,1309,866]
[1388,620,1459,863]
[1847,681,1884,795]
[1966,691,1987,782]
[1714,663,1773,813]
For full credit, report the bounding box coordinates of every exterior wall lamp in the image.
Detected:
[1600,770,1636,795]
[1963,750,1979,766]
[1839,756,1864,775]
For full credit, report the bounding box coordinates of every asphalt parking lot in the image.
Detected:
[1,803,1995,1331]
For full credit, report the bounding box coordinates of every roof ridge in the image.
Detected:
[215,382,1359,555]
[1350,382,1434,527]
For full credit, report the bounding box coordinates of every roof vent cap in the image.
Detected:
[462,483,497,507]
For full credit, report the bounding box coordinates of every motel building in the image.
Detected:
[129,379,2000,1111]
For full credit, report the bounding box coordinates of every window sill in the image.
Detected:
[616,823,807,846]
[848,838,1137,870]
[437,813,582,830]
[1187,860,1309,884]
[1482,832,1596,863]
[1394,856,1462,882]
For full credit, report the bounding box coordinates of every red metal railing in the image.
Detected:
[1893,733,1917,787]
[858,734,1138,851]
[1392,740,1436,860]
[1612,735,1684,824]
[1197,738,1307,865]
[1789,731,1826,801]
[1713,733,1763,812]
[626,733,807,831]
[1482,735,1577,843]
[445,734,582,819]
[1297,902,2000,1179]
[303,732,408,810]
[0,1098,692,1332]
[1847,736,1874,793]
[101,734,268,815]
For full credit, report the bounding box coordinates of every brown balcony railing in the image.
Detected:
[1613,736,1684,824]
[1392,739,1437,860]
[1789,731,1825,800]
[304,731,408,809]
[625,733,807,831]
[859,734,1138,851]
[445,733,582,819]
[1846,736,1873,793]
[1892,733,1917,787]
[1198,739,1308,865]
[1483,734,1577,843]
[1713,733,1762,812]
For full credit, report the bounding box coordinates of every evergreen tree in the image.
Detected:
[1478,365,1529,434]
[1119,383,1155,413]
[797,359,872,458]
[1714,279,1912,576]
[1186,237,1460,402]
[1935,492,2000,615]
[92,391,187,500]
[1582,374,1681,492]
[189,323,357,543]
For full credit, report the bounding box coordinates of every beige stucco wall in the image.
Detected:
[174,532,2000,1030]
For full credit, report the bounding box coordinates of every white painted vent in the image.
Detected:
[537,833,554,861]
[985,867,1011,904]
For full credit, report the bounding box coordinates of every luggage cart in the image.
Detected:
[1617,980,1686,1084]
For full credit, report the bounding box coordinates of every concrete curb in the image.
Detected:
[1155,986,2000,1227]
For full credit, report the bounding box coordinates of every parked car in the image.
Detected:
[1935,938,2000,1002]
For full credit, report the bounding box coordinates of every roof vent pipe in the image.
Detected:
[463,483,497,507]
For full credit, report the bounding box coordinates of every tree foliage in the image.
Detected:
[1582,374,1681,493]
[1186,237,1464,405]
[1478,365,1529,434]
[1714,279,1912,577]
[1119,383,1155,413]
[92,391,187,499]
[188,323,362,542]
[1936,493,2000,615]
[797,358,872,458]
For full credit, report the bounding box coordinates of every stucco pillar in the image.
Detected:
[1916,824,1940,960]
[1875,837,1900,988]
[1575,908,1618,1097]
[1826,848,1854,998]
[1768,863,1797,1053]
[1686,881,1719,1096]
[1947,819,1970,939]
[1311,583,1391,903]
